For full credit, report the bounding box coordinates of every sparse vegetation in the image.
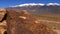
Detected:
[32,13,60,22]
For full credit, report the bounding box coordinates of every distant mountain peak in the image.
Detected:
[10,3,60,7]
[47,3,60,6]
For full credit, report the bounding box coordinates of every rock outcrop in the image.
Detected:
[6,9,54,34]
[0,8,7,34]
[0,8,6,21]
[0,9,55,34]
[0,20,7,34]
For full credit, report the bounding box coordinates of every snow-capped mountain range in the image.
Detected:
[6,3,60,14]
[10,3,60,7]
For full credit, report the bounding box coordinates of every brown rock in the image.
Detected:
[0,8,6,21]
[0,20,7,34]
[6,9,54,34]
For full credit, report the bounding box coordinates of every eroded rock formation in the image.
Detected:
[0,8,6,21]
[0,8,55,34]
[7,9,54,34]
[0,8,7,34]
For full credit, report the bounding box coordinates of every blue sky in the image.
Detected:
[0,0,60,8]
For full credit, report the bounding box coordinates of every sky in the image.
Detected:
[0,0,60,8]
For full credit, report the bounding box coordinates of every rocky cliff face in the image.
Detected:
[0,8,55,34]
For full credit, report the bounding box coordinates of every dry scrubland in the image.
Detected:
[32,13,60,34]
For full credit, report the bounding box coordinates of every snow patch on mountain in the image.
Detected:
[47,3,60,6]
[10,3,60,7]
[10,3,45,7]
[19,3,45,6]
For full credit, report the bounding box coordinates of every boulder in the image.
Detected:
[0,8,6,21]
[6,9,55,34]
[0,20,7,34]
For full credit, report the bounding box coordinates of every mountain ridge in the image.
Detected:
[10,3,60,7]
[6,4,60,14]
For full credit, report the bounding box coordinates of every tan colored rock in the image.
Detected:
[0,8,7,34]
[0,8,6,21]
[6,10,55,34]
[0,20,7,34]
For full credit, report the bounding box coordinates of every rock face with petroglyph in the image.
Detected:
[6,9,55,34]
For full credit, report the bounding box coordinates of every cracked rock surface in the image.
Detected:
[0,9,56,34]
[7,9,55,34]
